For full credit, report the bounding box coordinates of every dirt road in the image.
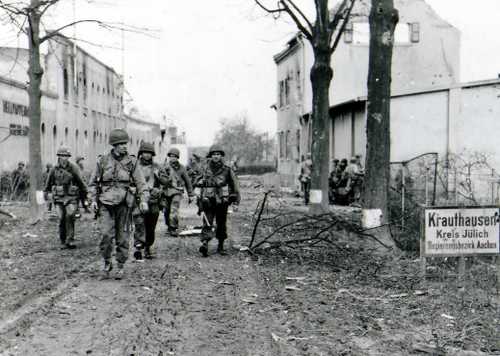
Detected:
[0,186,498,355]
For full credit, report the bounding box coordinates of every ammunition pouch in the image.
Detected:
[149,187,161,204]
[54,185,65,197]
[67,185,79,196]
[125,186,137,208]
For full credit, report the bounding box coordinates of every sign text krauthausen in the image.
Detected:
[424,208,500,256]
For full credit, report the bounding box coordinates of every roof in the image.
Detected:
[49,33,120,77]
[325,77,500,113]
[273,33,303,64]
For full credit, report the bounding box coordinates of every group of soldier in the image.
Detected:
[43,128,240,280]
[0,161,30,201]
[298,154,364,206]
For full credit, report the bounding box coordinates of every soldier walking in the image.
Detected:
[89,129,149,280]
[132,142,162,261]
[195,145,240,257]
[44,147,88,249]
[159,147,194,237]
[299,153,313,205]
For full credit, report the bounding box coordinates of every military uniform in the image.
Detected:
[132,142,162,260]
[195,145,240,257]
[299,155,313,205]
[44,147,88,248]
[89,129,149,278]
[11,162,28,200]
[159,148,194,236]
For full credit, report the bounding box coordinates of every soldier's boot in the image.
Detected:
[133,248,143,261]
[100,260,113,280]
[144,246,154,259]
[169,228,178,237]
[115,264,125,280]
[65,242,77,249]
[199,241,208,257]
[216,239,227,255]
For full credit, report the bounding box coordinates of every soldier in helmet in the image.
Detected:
[44,146,88,249]
[159,147,194,237]
[194,145,240,257]
[89,128,149,280]
[132,142,162,260]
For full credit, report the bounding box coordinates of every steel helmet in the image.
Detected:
[167,147,180,158]
[139,141,155,156]
[108,128,129,146]
[57,146,71,157]
[208,145,225,157]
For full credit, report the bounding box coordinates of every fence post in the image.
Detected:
[420,207,426,278]
[401,164,406,229]
[425,166,430,206]
[491,168,495,205]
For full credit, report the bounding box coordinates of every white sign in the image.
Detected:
[424,207,500,256]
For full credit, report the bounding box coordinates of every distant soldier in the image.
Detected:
[76,156,92,184]
[132,142,162,261]
[42,163,53,211]
[195,145,240,257]
[328,158,339,204]
[298,153,313,205]
[11,161,28,200]
[89,128,149,280]
[44,147,88,249]
[159,147,194,237]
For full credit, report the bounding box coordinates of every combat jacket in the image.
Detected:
[137,159,162,206]
[44,162,88,204]
[89,150,149,206]
[196,160,240,205]
[158,161,193,197]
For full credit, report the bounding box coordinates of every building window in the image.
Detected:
[410,22,420,43]
[285,130,291,159]
[63,68,69,99]
[278,78,291,108]
[41,122,45,135]
[344,22,353,43]
[278,131,285,159]
[296,129,300,160]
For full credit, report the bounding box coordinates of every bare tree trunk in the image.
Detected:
[27,0,44,220]
[363,0,398,246]
[309,47,332,214]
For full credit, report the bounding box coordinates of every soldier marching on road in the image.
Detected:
[195,145,240,257]
[159,147,194,237]
[132,142,162,261]
[44,146,88,249]
[89,129,149,280]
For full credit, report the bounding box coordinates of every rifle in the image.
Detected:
[122,152,140,233]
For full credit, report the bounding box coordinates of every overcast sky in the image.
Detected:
[1,0,499,146]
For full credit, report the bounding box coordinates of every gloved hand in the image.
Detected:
[91,201,99,212]
[140,201,149,213]
[228,195,238,204]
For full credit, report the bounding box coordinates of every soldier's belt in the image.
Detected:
[101,180,130,186]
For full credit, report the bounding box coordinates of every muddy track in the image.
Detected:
[0,205,275,356]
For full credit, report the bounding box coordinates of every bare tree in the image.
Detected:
[0,0,152,219]
[363,0,398,233]
[255,0,356,213]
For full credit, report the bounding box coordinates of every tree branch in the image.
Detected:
[330,0,356,54]
[283,0,313,34]
[279,0,313,41]
[254,0,313,41]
